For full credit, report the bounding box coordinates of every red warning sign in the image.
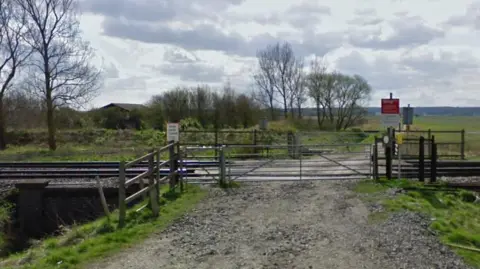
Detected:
[381,99,400,114]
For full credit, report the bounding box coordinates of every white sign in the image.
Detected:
[381,114,400,128]
[167,123,179,142]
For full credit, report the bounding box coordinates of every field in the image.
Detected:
[0,116,479,161]
[361,116,480,159]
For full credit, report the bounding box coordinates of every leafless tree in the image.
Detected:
[17,0,101,150]
[255,42,298,119]
[287,59,306,119]
[306,58,329,128]
[333,74,371,130]
[189,85,213,127]
[161,87,190,122]
[0,0,31,149]
[252,54,276,120]
[306,57,371,130]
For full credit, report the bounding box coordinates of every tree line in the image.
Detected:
[94,84,262,130]
[0,1,373,151]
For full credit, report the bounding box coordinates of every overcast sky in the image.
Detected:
[79,0,480,108]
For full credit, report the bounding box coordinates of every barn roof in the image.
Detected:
[101,103,146,111]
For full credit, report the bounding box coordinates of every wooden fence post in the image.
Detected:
[214,130,219,160]
[461,129,465,160]
[385,128,392,180]
[219,146,226,186]
[169,142,176,190]
[419,136,425,182]
[96,176,110,219]
[118,161,126,228]
[385,143,392,180]
[148,152,159,217]
[253,129,258,156]
[156,149,161,204]
[431,141,437,183]
[373,136,379,180]
[427,129,432,158]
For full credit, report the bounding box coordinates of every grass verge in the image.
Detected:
[0,200,13,254]
[0,184,206,269]
[354,179,480,268]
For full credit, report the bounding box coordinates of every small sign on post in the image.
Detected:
[259,117,268,130]
[381,97,400,128]
[167,123,180,142]
[395,133,403,145]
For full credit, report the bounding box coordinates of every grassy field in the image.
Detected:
[0,184,206,269]
[361,116,480,159]
[0,115,479,161]
[354,179,480,268]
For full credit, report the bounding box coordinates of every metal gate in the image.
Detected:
[181,142,373,184]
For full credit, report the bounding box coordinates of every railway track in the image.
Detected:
[0,160,221,168]
[0,160,219,179]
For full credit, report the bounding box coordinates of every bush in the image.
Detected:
[180,118,202,130]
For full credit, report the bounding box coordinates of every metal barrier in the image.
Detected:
[183,143,373,183]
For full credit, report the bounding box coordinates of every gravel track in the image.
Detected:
[89,180,472,269]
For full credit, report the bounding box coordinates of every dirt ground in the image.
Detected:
[88,181,471,269]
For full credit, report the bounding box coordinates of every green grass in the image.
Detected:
[362,115,480,159]
[0,145,155,162]
[0,185,207,269]
[354,179,480,267]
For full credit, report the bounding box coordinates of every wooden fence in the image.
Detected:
[117,142,181,228]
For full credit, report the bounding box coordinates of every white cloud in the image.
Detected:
[79,0,480,107]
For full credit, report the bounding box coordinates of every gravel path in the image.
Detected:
[88,180,472,269]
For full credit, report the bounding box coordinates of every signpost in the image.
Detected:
[381,95,400,128]
[402,104,414,131]
[167,123,180,142]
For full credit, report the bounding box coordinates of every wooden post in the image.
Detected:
[219,147,226,186]
[95,176,110,219]
[431,141,437,183]
[385,144,392,180]
[253,129,258,156]
[148,152,159,217]
[373,136,379,180]
[155,149,161,204]
[427,129,432,158]
[169,142,175,190]
[419,136,425,182]
[461,129,465,160]
[118,161,126,228]
[385,128,392,180]
[214,130,219,160]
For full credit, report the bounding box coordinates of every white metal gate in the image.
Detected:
[181,143,373,184]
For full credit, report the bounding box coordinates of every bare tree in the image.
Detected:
[287,59,305,119]
[17,0,101,150]
[161,87,190,122]
[190,85,213,128]
[333,74,371,130]
[0,0,31,149]
[306,58,328,128]
[252,52,276,120]
[255,42,297,119]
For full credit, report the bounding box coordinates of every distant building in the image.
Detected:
[100,103,146,112]
[99,103,147,129]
